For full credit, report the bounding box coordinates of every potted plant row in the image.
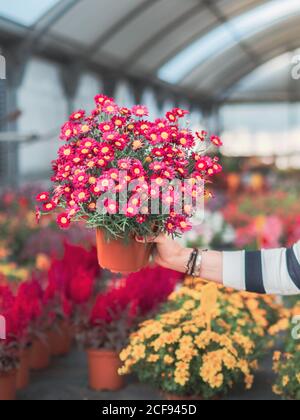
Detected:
[77,266,182,391]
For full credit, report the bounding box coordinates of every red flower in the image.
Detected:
[73,172,88,186]
[99,121,114,132]
[119,107,132,117]
[69,268,95,304]
[132,105,149,117]
[57,213,71,229]
[123,204,139,218]
[102,101,119,115]
[210,135,223,147]
[94,94,111,106]
[60,122,75,141]
[35,206,41,223]
[73,189,90,203]
[166,111,177,122]
[69,110,85,121]
[196,130,207,141]
[111,116,127,128]
[104,199,118,214]
[136,215,147,224]
[42,201,57,212]
[174,108,189,118]
[36,192,50,202]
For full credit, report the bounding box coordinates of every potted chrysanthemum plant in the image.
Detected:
[273,302,300,400]
[36,94,222,273]
[119,284,259,400]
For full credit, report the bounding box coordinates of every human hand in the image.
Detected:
[136,234,190,273]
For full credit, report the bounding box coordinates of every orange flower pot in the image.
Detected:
[16,348,31,390]
[0,370,17,400]
[30,338,50,371]
[87,349,124,391]
[47,321,72,357]
[96,229,152,274]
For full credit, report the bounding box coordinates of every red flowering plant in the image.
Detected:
[16,277,49,344]
[0,285,29,372]
[36,94,222,240]
[43,242,101,335]
[78,266,183,351]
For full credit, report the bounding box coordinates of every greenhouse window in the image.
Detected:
[0,0,61,26]
[158,0,300,84]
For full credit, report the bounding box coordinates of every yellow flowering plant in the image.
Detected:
[273,303,300,400]
[184,277,284,359]
[119,285,258,399]
[272,349,300,400]
[0,262,30,288]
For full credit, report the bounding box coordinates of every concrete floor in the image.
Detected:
[17,349,280,401]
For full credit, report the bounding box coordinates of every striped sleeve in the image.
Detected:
[223,241,300,296]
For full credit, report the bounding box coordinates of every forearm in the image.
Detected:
[164,247,223,285]
[164,243,300,296]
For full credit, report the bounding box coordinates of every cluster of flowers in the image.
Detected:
[119,285,255,399]
[221,190,300,249]
[0,242,101,373]
[119,279,285,399]
[272,301,300,400]
[37,94,222,238]
[0,279,43,371]
[0,187,95,267]
[80,266,183,350]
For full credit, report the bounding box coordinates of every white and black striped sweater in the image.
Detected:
[223,241,300,295]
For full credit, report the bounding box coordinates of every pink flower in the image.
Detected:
[102,101,119,114]
[36,192,50,202]
[57,213,71,229]
[69,110,85,121]
[132,105,149,117]
[136,215,147,224]
[210,135,223,147]
[94,94,111,106]
[104,199,118,214]
[122,204,139,218]
[118,158,132,171]
[42,201,57,212]
[73,189,90,203]
[196,130,207,141]
[73,172,88,186]
[166,111,177,122]
[99,121,114,133]
[60,122,75,141]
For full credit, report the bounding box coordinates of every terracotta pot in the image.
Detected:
[16,348,31,390]
[47,321,72,357]
[87,349,124,391]
[30,338,50,371]
[96,229,152,274]
[0,370,17,400]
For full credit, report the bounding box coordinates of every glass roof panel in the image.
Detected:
[158,0,300,84]
[0,0,61,26]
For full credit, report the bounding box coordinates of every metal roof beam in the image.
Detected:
[86,0,161,56]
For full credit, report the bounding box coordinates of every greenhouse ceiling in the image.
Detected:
[0,0,299,102]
